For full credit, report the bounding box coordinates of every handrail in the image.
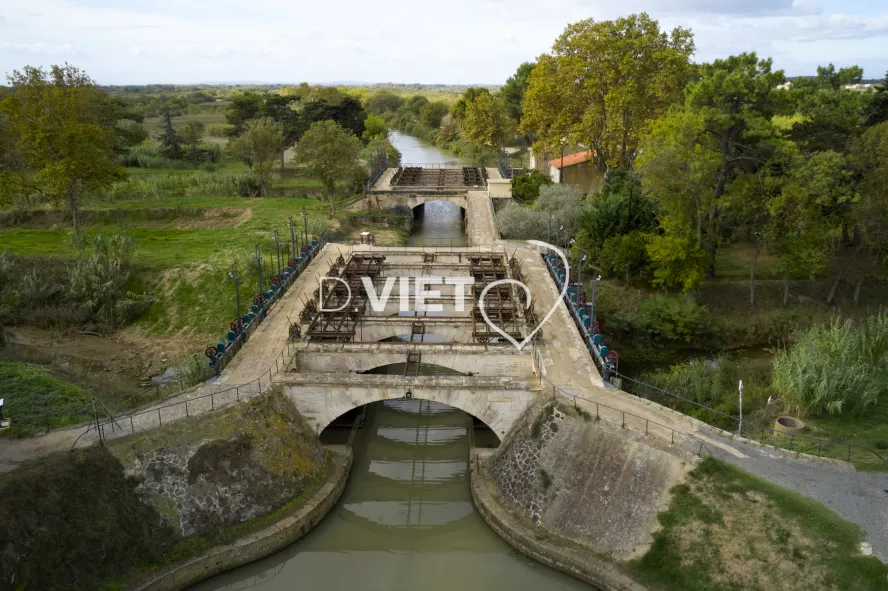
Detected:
[613,372,888,466]
[538,373,722,463]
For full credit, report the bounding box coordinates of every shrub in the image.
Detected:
[511,170,551,204]
[576,179,658,258]
[237,176,263,197]
[772,314,888,416]
[613,296,709,344]
[537,184,585,237]
[496,202,548,240]
[205,122,235,137]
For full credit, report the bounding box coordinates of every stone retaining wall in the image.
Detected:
[131,446,353,591]
[471,456,648,591]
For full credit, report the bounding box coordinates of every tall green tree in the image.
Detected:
[225,92,264,134]
[500,62,535,123]
[864,71,888,127]
[419,101,449,129]
[365,91,404,115]
[294,120,362,217]
[0,64,123,238]
[362,114,388,142]
[522,13,694,171]
[461,93,514,149]
[159,108,182,159]
[450,87,489,121]
[849,121,888,301]
[228,117,284,196]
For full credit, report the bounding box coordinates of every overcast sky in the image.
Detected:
[0,0,886,85]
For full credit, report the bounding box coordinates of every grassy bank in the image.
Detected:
[632,458,887,591]
[0,360,94,435]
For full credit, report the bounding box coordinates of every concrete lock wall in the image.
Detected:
[357,194,468,212]
[487,179,512,198]
[278,375,536,437]
[132,448,353,591]
[350,322,473,343]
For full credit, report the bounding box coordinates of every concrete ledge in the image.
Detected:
[471,456,648,591]
[131,447,353,591]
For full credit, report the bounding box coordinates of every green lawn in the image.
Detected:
[0,361,94,436]
[632,458,887,591]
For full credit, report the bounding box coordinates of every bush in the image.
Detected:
[772,314,888,416]
[576,178,658,258]
[496,202,549,240]
[537,184,585,237]
[206,122,235,137]
[511,170,551,204]
[237,176,263,197]
[613,296,709,344]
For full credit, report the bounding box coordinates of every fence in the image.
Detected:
[539,373,720,462]
[613,372,888,468]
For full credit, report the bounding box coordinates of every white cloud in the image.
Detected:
[0,0,884,83]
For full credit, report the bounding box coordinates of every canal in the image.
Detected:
[389,131,469,248]
[192,134,589,590]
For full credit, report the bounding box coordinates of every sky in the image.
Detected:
[0,0,886,85]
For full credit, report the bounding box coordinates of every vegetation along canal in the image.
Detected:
[193,364,589,591]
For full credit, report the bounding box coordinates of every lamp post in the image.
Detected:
[547,211,553,243]
[229,262,241,320]
[288,217,297,263]
[273,228,281,280]
[557,225,564,251]
[301,206,308,249]
[255,244,263,295]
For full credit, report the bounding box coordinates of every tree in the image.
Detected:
[362,114,389,142]
[294,120,363,217]
[511,170,551,204]
[522,13,694,171]
[450,87,489,121]
[225,92,264,133]
[501,62,535,123]
[262,94,298,169]
[179,120,204,147]
[864,71,888,127]
[159,108,182,159]
[365,91,404,115]
[0,64,123,238]
[419,101,448,129]
[850,122,888,301]
[228,117,283,196]
[461,93,514,149]
[786,64,869,153]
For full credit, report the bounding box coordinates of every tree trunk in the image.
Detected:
[854,275,864,306]
[826,250,856,305]
[329,195,335,218]
[68,185,81,241]
[749,244,762,307]
[783,273,790,306]
[280,149,285,171]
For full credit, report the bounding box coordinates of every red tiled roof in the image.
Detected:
[549,150,595,169]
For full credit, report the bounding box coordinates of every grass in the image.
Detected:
[632,458,888,591]
[0,360,94,435]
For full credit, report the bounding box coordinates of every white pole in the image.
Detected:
[738,380,744,437]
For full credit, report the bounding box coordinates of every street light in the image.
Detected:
[229,262,241,320]
[254,244,264,295]
[273,228,282,280]
[301,206,309,249]
[287,217,297,263]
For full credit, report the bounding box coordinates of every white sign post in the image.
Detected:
[738,381,743,437]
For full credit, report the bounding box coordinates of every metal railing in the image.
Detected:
[539,373,721,462]
[613,372,888,467]
[347,241,503,253]
[399,162,473,169]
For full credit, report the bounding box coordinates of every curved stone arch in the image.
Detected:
[407,196,468,211]
[354,322,471,343]
[319,391,505,442]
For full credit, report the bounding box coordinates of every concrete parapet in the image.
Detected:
[130,447,353,591]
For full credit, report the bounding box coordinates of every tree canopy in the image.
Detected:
[522,13,694,171]
[294,120,363,216]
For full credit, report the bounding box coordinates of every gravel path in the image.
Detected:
[706,431,888,562]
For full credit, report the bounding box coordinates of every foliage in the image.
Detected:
[864,70,888,127]
[599,231,651,281]
[613,295,709,344]
[159,108,182,159]
[0,447,174,590]
[576,174,658,258]
[495,202,549,240]
[500,61,535,123]
[0,360,94,435]
[365,91,404,115]
[461,92,514,148]
[225,91,264,133]
[68,232,147,327]
[511,170,551,204]
[293,120,363,216]
[450,87,490,121]
[362,114,388,142]
[205,122,234,137]
[522,13,694,170]
[537,183,585,237]
[179,120,205,146]
[772,314,888,416]
[419,101,448,129]
[0,64,125,236]
[646,227,708,293]
[227,116,283,196]
[851,122,888,264]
